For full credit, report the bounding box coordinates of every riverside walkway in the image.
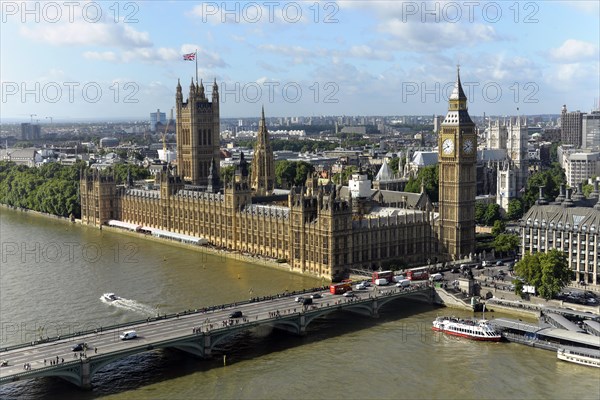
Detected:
[0,282,432,389]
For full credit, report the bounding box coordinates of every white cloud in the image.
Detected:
[549,39,599,62]
[546,62,599,87]
[348,45,393,61]
[19,21,152,48]
[559,1,600,13]
[83,51,118,62]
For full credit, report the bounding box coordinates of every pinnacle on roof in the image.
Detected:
[449,65,467,101]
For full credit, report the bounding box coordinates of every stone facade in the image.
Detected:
[520,184,600,284]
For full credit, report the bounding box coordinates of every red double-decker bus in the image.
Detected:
[372,270,393,284]
[407,267,429,281]
[330,282,352,295]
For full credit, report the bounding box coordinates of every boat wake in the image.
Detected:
[99,296,156,316]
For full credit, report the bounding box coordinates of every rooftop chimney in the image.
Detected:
[590,180,600,200]
[536,186,548,205]
[553,183,566,204]
[572,182,585,202]
[562,187,574,208]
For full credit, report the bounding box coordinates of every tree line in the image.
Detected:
[0,162,150,219]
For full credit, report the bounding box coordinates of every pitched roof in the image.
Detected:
[411,151,438,166]
[375,158,393,181]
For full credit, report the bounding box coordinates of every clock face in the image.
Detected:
[463,139,474,154]
[442,138,454,155]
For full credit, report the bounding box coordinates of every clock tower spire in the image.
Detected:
[438,67,477,260]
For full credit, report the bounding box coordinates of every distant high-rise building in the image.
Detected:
[20,123,41,141]
[582,111,600,149]
[433,115,444,134]
[561,105,584,147]
[150,109,167,132]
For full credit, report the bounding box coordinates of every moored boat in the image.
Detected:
[557,347,600,368]
[432,316,502,341]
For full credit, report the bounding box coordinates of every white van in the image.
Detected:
[120,330,137,340]
[430,273,444,281]
[374,278,388,286]
[395,279,411,288]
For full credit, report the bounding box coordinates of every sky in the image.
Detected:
[1,0,599,121]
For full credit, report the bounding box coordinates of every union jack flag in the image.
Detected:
[183,53,195,61]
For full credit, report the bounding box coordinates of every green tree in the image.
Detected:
[405,165,439,202]
[506,199,524,220]
[388,157,400,175]
[514,253,543,289]
[275,160,295,188]
[582,181,595,198]
[274,160,315,187]
[514,250,571,300]
[475,201,487,224]
[483,203,501,226]
[294,161,315,186]
[493,233,519,255]
[112,164,150,184]
[491,220,506,236]
[538,250,572,300]
[522,163,565,209]
[220,165,235,183]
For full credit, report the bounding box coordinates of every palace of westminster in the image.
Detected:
[80,70,504,280]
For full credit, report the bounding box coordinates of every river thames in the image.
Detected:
[0,207,599,399]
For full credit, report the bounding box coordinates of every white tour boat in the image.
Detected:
[557,347,600,368]
[432,316,502,341]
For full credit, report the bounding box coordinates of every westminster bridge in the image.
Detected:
[0,282,433,389]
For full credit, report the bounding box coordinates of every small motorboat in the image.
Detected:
[103,293,119,302]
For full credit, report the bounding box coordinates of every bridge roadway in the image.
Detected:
[0,282,433,389]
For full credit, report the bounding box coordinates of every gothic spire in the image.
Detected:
[449,65,467,101]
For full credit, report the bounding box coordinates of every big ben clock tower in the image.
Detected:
[438,67,476,260]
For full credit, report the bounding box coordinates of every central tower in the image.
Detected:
[438,67,477,259]
[175,78,220,185]
[250,106,275,196]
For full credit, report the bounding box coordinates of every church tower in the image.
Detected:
[438,67,477,260]
[250,106,275,196]
[175,78,220,185]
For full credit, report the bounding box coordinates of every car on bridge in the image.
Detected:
[72,342,87,351]
[343,291,355,297]
[120,330,137,340]
[229,311,243,318]
[310,293,322,299]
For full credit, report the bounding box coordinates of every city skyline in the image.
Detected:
[1,1,599,121]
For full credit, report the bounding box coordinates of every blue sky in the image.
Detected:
[1,1,599,121]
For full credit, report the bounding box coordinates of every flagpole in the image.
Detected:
[195,49,198,84]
